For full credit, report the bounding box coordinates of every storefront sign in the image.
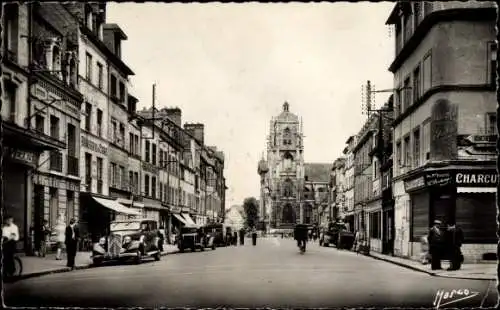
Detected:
[466,135,496,144]
[34,173,80,191]
[426,172,452,187]
[456,172,498,187]
[404,176,425,192]
[82,135,108,155]
[7,148,38,167]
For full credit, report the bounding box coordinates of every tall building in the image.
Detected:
[341,135,357,231]
[258,102,330,230]
[386,1,497,262]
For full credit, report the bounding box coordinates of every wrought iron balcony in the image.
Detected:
[67,155,79,176]
[49,151,63,172]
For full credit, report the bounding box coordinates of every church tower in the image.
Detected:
[258,102,305,230]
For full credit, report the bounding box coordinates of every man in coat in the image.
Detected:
[239,228,245,245]
[446,222,464,271]
[65,218,80,269]
[428,220,444,270]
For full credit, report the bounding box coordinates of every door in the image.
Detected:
[33,185,45,252]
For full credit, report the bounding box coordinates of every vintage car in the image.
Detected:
[177,225,216,252]
[203,223,226,247]
[320,221,355,249]
[91,219,162,266]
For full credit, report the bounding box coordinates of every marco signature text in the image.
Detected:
[433,289,479,309]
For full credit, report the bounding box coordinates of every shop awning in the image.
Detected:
[182,213,197,226]
[92,196,142,216]
[116,198,145,208]
[173,213,188,225]
[457,187,497,193]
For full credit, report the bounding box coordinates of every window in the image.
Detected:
[84,153,92,189]
[119,123,125,147]
[96,157,103,193]
[422,52,432,93]
[159,182,163,202]
[85,102,92,131]
[3,4,19,57]
[97,62,103,89]
[110,74,117,98]
[35,115,44,133]
[119,81,125,102]
[413,2,421,26]
[487,113,497,135]
[370,211,381,239]
[110,163,117,187]
[403,136,411,167]
[413,128,420,167]
[129,171,134,191]
[5,81,16,122]
[421,119,431,162]
[129,133,134,153]
[413,65,421,103]
[489,42,497,87]
[396,140,402,166]
[145,175,150,197]
[394,88,401,116]
[145,140,150,162]
[134,172,139,194]
[402,77,411,112]
[50,115,60,140]
[135,135,140,155]
[152,143,157,165]
[111,119,117,143]
[85,52,92,81]
[96,109,102,137]
[119,166,125,188]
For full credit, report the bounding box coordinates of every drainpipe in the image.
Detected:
[25,2,34,255]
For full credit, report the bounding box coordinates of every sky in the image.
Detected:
[106,2,396,209]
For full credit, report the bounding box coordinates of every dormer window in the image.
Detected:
[114,34,121,58]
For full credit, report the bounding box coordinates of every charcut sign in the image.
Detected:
[456,172,498,187]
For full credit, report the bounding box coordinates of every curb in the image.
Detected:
[8,250,180,283]
[367,253,496,281]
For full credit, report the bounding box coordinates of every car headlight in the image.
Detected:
[123,236,132,244]
[99,237,106,245]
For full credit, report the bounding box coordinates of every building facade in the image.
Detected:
[328,157,346,225]
[387,1,497,262]
[341,135,357,231]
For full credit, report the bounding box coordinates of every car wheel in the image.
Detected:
[154,252,161,261]
[135,250,142,264]
[92,258,103,267]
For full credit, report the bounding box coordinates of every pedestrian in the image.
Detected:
[428,220,444,270]
[239,228,245,245]
[65,218,80,269]
[233,231,238,246]
[54,215,66,260]
[251,227,257,246]
[2,215,19,277]
[158,226,165,252]
[445,222,464,271]
[39,220,50,257]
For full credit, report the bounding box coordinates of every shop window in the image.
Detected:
[369,211,381,239]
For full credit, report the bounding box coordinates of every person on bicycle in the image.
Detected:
[2,215,20,276]
[294,222,308,251]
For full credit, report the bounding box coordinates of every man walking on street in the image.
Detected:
[2,215,19,277]
[446,222,464,271]
[65,218,79,270]
[251,227,258,246]
[239,228,245,245]
[428,220,444,270]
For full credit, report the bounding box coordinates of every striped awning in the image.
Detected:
[457,187,497,193]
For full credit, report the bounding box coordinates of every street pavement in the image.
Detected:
[4,237,498,308]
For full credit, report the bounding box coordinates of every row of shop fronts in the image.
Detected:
[350,163,497,262]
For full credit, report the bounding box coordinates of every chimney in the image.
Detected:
[184,123,204,145]
[165,108,182,127]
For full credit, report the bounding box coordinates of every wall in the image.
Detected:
[392,179,411,257]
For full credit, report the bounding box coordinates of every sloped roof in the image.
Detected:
[304,163,331,183]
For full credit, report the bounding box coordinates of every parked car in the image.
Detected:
[91,219,162,266]
[177,225,216,252]
[319,221,353,248]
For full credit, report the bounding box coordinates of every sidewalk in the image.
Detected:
[10,243,179,282]
[368,251,497,281]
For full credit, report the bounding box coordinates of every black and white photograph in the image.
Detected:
[1,1,498,308]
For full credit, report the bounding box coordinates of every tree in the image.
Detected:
[243,197,259,229]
